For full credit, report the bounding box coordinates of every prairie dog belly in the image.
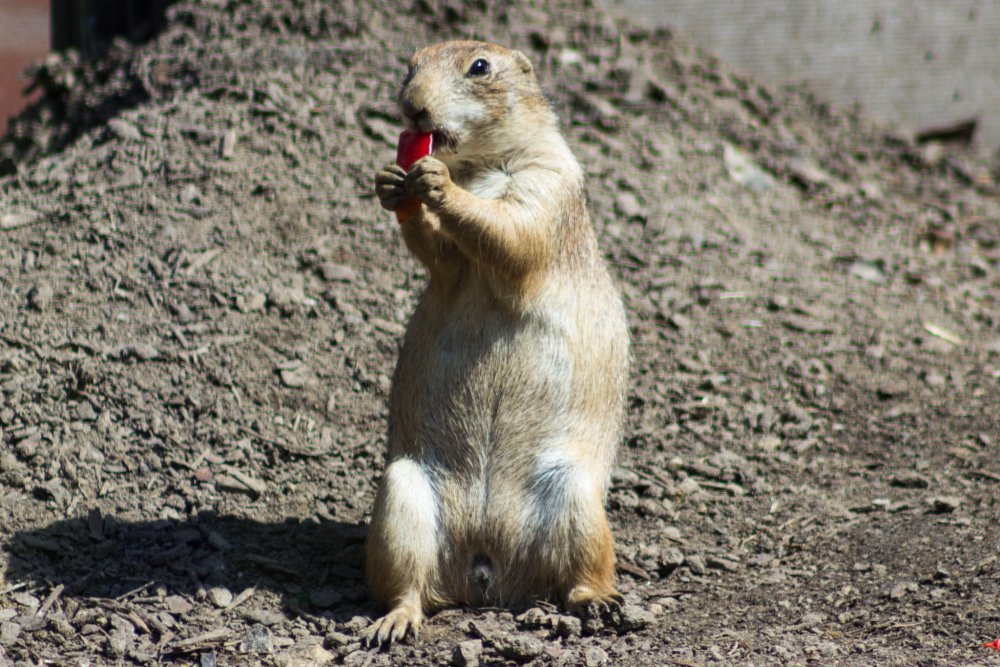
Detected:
[389,278,578,465]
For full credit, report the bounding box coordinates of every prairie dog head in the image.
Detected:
[398,41,555,162]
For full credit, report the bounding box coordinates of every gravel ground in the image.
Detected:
[0,1,998,665]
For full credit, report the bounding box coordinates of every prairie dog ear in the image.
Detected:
[513,50,533,75]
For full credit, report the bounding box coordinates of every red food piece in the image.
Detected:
[394,130,434,223]
[984,638,1000,651]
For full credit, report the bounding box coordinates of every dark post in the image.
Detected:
[51,0,170,59]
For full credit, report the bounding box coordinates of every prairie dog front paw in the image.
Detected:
[375,163,408,212]
[404,157,452,208]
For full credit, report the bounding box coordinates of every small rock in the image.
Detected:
[27,283,54,311]
[207,587,233,609]
[280,367,310,388]
[340,617,371,633]
[298,644,335,664]
[582,615,605,635]
[268,285,306,315]
[801,612,825,627]
[241,623,273,653]
[706,556,739,572]
[514,607,547,627]
[498,635,544,663]
[926,495,962,513]
[584,646,608,666]
[123,343,160,361]
[106,618,135,657]
[173,302,196,324]
[324,630,352,647]
[556,615,582,638]
[220,130,238,159]
[237,291,267,313]
[75,401,98,422]
[922,371,946,387]
[658,547,685,573]
[615,191,644,220]
[661,526,682,541]
[318,262,356,283]
[0,621,20,645]
[369,317,406,336]
[244,608,285,627]
[619,604,655,631]
[686,554,707,575]
[108,118,143,142]
[723,143,773,193]
[452,639,483,667]
[677,478,701,496]
[849,260,886,284]
[889,472,930,489]
[888,581,915,600]
[164,595,194,615]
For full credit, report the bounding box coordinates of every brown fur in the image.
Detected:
[365,41,629,646]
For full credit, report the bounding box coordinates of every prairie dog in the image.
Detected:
[366,40,629,645]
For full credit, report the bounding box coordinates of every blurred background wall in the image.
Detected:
[601,0,1000,157]
[0,0,48,135]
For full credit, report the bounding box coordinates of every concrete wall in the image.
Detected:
[601,0,1000,156]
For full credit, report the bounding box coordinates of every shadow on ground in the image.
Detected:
[5,512,372,622]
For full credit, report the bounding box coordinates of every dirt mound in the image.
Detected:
[1,0,998,665]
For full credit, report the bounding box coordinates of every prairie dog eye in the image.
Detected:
[466,58,490,77]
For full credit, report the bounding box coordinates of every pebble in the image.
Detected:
[888,472,930,488]
[268,285,306,315]
[452,639,483,667]
[658,547,685,572]
[498,635,544,663]
[556,615,582,638]
[848,260,886,284]
[302,644,336,664]
[615,191,644,220]
[888,581,917,600]
[324,630,352,647]
[241,623,273,653]
[318,262,356,283]
[686,554,707,575]
[27,283,54,311]
[164,595,194,615]
[123,343,160,361]
[0,621,20,645]
[926,495,962,513]
[280,367,310,388]
[584,646,609,666]
[173,302,196,324]
[207,587,233,608]
[723,143,773,193]
[237,291,267,313]
[706,555,739,572]
[619,604,656,631]
[244,608,285,627]
[75,401,98,422]
[108,118,143,142]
